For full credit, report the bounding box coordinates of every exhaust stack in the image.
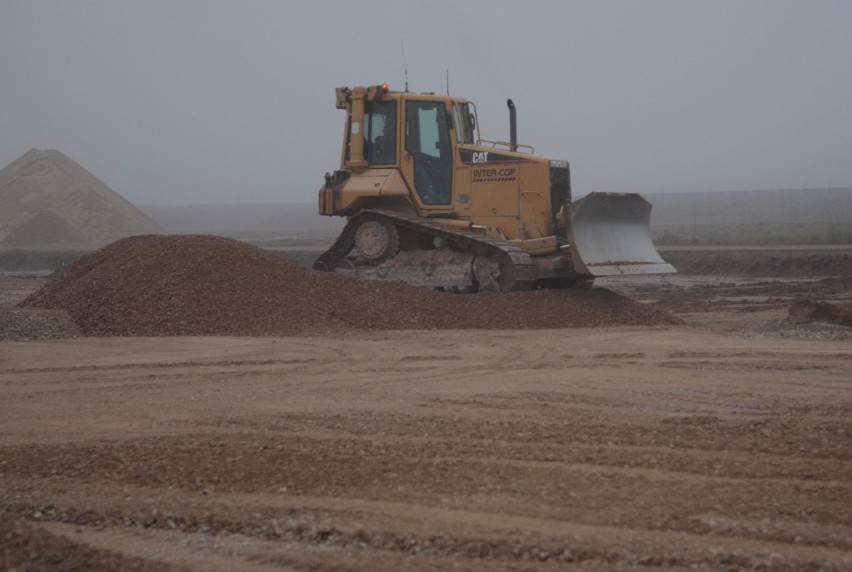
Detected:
[507,99,517,152]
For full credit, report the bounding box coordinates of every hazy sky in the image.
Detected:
[2,1,850,205]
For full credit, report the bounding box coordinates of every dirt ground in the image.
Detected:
[1,247,850,571]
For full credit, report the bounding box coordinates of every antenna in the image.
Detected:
[401,41,409,93]
[446,69,449,95]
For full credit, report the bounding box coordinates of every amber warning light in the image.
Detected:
[379,83,389,93]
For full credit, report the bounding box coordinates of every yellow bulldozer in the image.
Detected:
[314,83,675,292]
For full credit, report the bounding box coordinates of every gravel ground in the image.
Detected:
[2,329,850,571]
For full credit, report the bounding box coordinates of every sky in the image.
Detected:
[1,0,851,206]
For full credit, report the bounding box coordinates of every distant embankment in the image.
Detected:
[646,188,852,246]
[659,245,852,277]
[644,187,851,226]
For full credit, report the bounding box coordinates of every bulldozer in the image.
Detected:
[314,83,675,292]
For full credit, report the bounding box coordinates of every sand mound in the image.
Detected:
[22,235,678,336]
[0,149,166,247]
[0,210,86,247]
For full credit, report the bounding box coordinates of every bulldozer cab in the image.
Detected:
[336,85,471,213]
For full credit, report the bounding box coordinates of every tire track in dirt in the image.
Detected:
[234,424,852,484]
[3,429,849,549]
[2,329,849,569]
[5,478,850,571]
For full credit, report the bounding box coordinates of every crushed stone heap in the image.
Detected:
[22,235,678,336]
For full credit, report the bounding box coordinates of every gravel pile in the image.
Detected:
[0,308,79,341]
[21,235,677,336]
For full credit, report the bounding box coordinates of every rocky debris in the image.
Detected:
[20,235,678,337]
[788,300,852,328]
[0,148,166,248]
[0,307,80,341]
[0,515,174,572]
[0,274,48,306]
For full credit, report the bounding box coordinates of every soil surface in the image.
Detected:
[1,243,850,570]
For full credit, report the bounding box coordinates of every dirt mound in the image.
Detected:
[788,300,852,328]
[21,235,677,336]
[0,149,166,247]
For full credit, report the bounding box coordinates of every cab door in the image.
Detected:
[402,100,453,207]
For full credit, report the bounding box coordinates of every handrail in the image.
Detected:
[476,139,535,154]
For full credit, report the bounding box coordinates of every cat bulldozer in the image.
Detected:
[314,83,675,292]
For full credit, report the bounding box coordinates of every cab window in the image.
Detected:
[364,100,396,165]
[452,102,474,145]
[406,100,452,205]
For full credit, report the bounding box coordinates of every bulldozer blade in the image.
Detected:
[568,192,676,276]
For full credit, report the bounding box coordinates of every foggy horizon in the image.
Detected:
[2,1,851,206]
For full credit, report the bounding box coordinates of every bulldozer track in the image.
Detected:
[314,209,537,291]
